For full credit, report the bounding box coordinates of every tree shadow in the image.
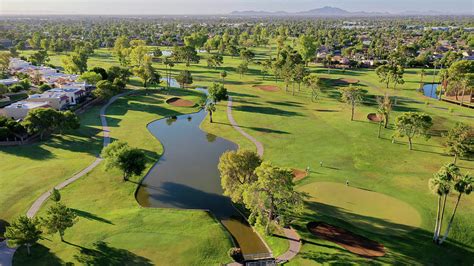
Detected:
[234,105,302,117]
[230,91,259,98]
[74,241,152,266]
[266,101,302,107]
[71,209,114,225]
[13,243,64,266]
[0,142,55,160]
[293,201,474,265]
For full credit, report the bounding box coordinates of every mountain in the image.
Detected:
[229,6,466,17]
[298,6,351,16]
[230,6,386,17]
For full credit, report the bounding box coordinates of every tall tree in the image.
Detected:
[339,85,364,121]
[376,65,391,88]
[303,74,321,102]
[376,93,392,134]
[395,112,433,150]
[220,70,227,85]
[101,141,146,181]
[78,71,102,86]
[445,123,473,164]
[429,164,460,243]
[208,83,228,102]
[113,36,130,66]
[175,70,193,89]
[29,50,49,66]
[297,34,317,65]
[4,216,42,255]
[62,52,88,74]
[236,61,248,78]
[133,55,159,88]
[439,173,473,244]
[218,150,262,203]
[243,162,305,234]
[204,102,216,123]
[42,203,77,242]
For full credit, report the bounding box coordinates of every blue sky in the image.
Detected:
[1,0,473,15]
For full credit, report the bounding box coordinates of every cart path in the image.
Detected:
[0,90,136,266]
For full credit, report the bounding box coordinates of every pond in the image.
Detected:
[422,83,440,99]
[136,89,271,259]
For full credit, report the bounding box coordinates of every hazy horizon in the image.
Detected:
[1,0,473,15]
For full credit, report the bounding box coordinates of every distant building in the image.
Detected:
[2,101,50,120]
[0,78,19,86]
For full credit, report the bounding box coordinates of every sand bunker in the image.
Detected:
[253,85,280,92]
[166,97,195,107]
[340,78,359,84]
[307,222,385,257]
[367,113,382,122]
[292,168,308,181]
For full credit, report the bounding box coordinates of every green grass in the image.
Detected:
[0,105,103,222]
[12,88,233,265]
[9,46,474,264]
[299,182,422,235]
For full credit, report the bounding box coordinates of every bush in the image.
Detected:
[39,83,52,92]
[8,84,24,93]
[227,247,243,262]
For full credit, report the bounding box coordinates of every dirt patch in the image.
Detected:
[253,85,280,92]
[340,78,359,84]
[292,168,308,181]
[367,113,382,122]
[307,222,385,257]
[166,97,195,107]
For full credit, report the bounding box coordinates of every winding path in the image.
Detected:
[226,96,301,263]
[0,90,135,266]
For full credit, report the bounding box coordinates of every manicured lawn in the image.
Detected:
[12,88,233,265]
[9,46,474,264]
[0,105,103,224]
[194,49,474,264]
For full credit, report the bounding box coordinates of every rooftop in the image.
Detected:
[5,101,50,110]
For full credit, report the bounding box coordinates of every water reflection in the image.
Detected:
[423,83,440,99]
[136,91,270,257]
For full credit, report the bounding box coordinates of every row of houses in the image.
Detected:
[1,58,93,120]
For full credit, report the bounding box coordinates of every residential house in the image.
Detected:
[27,91,69,110]
[0,78,19,86]
[47,88,86,105]
[2,101,50,120]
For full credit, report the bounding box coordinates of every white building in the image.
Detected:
[28,91,69,110]
[46,88,86,105]
[0,78,19,86]
[2,101,50,120]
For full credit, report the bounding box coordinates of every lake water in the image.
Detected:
[423,84,440,99]
[136,90,270,258]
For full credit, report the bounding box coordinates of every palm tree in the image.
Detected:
[429,175,450,242]
[205,102,216,123]
[439,173,473,244]
[420,68,426,89]
[429,164,459,243]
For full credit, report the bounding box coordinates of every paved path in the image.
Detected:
[276,227,302,263]
[226,96,301,264]
[227,96,264,157]
[0,91,135,266]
